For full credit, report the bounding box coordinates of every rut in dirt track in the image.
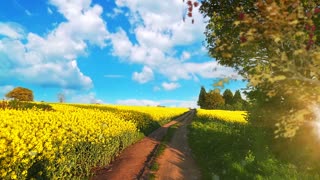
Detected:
[153,109,201,180]
[91,110,194,180]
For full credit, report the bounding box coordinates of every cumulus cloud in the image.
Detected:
[47,7,53,14]
[161,82,180,91]
[104,74,125,78]
[106,8,124,18]
[0,22,25,39]
[63,90,104,104]
[116,99,160,106]
[109,0,240,84]
[132,66,154,84]
[0,0,109,89]
[0,85,14,99]
[181,51,191,61]
[116,98,199,108]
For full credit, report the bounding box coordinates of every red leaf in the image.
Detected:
[315,7,320,14]
[194,2,199,7]
[309,33,314,39]
[238,13,245,20]
[188,7,193,12]
[305,24,310,30]
[306,12,312,18]
[187,0,192,6]
[308,39,314,45]
[188,12,192,17]
[240,36,247,43]
[311,25,316,32]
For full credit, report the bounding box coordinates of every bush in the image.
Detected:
[0,100,53,111]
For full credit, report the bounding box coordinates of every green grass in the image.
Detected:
[188,112,320,180]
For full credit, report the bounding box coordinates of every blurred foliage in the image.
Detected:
[200,0,320,137]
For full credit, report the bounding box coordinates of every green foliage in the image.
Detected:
[0,99,53,111]
[188,111,320,179]
[5,87,34,101]
[200,0,320,137]
[197,86,207,108]
[204,90,225,109]
[232,90,242,104]
[222,89,233,105]
[197,87,247,110]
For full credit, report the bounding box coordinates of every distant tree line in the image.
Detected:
[197,86,248,110]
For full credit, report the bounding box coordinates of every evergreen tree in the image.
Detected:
[232,90,242,103]
[197,86,207,109]
[222,89,233,105]
[232,90,243,110]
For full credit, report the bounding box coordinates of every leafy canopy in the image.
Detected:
[5,87,34,101]
[200,0,320,137]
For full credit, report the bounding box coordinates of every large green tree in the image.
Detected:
[200,0,320,137]
[222,89,234,105]
[204,90,225,109]
[197,86,207,108]
[232,90,243,104]
[6,87,34,101]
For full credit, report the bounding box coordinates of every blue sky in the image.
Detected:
[0,0,246,107]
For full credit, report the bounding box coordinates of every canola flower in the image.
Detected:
[197,109,247,123]
[0,104,187,179]
[106,104,188,123]
[70,104,188,134]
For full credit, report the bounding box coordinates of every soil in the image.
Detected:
[91,110,195,180]
[154,110,201,180]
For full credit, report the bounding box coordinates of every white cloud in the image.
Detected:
[109,0,240,83]
[106,8,124,18]
[116,99,160,106]
[132,66,154,84]
[116,98,199,108]
[48,7,53,14]
[110,29,132,58]
[181,51,191,61]
[63,90,104,104]
[0,22,24,39]
[0,0,109,89]
[104,74,124,78]
[0,85,14,99]
[25,10,32,16]
[153,86,161,91]
[161,82,180,91]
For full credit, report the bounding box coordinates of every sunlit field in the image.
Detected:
[0,103,188,179]
[189,109,320,179]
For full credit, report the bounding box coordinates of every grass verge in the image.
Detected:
[188,112,320,179]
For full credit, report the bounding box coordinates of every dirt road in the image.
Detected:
[91,110,195,180]
[155,110,201,180]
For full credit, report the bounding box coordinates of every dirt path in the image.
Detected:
[91,111,193,180]
[155,110,201,180]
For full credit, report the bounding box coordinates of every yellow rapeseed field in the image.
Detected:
[0,104,187,179]
[196,109,247,123]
